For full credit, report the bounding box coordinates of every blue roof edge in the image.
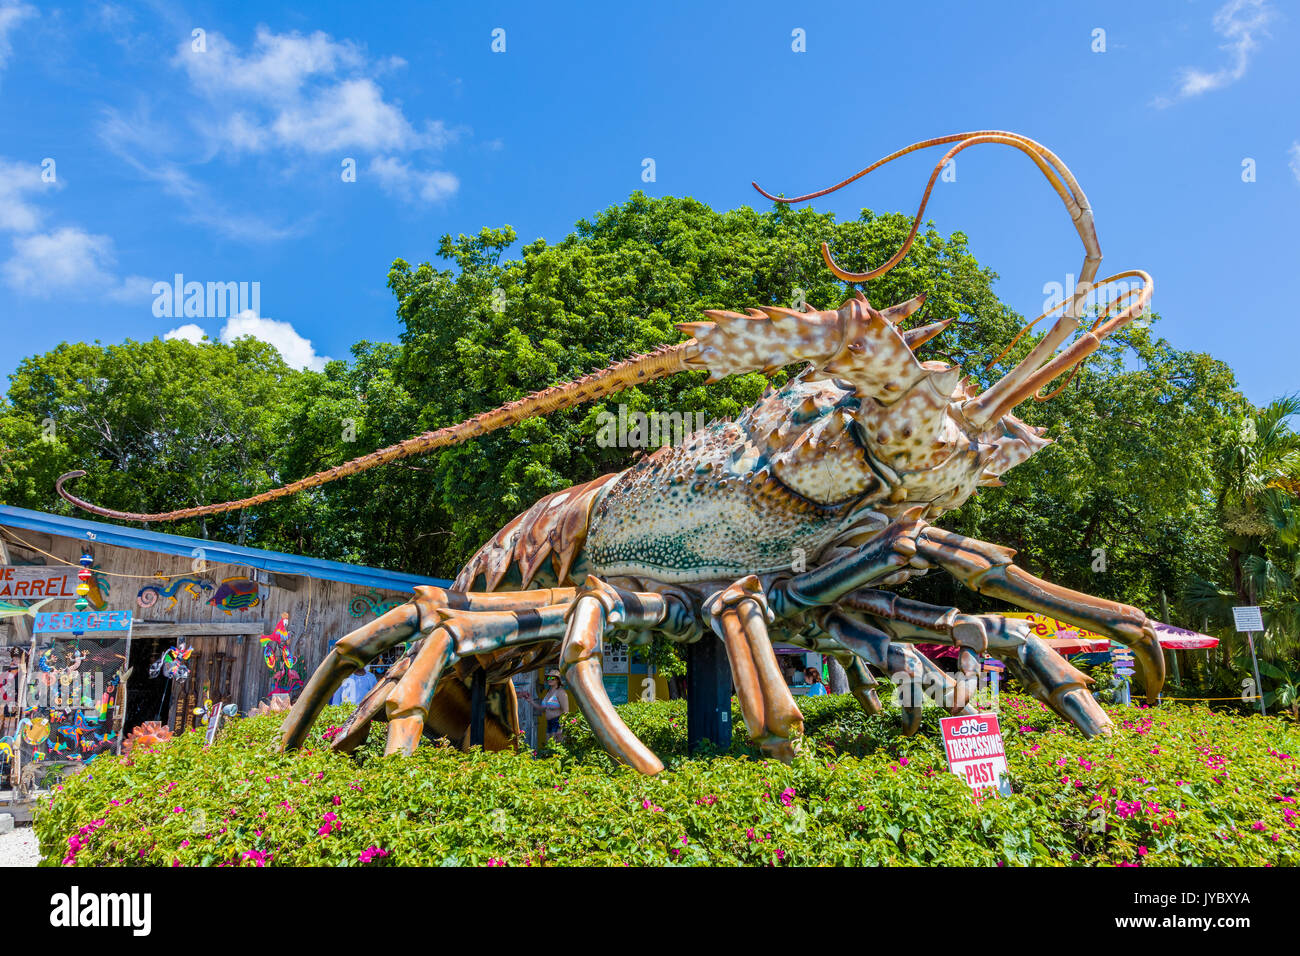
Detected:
[0,504,453,593]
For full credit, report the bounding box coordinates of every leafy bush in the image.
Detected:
[33,695,1299,866]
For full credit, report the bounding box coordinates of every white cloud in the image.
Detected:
[0,156,148,304]
[180,27,364,99]
[172,27,431,154]
[219,310,330,371]
[1158,0,1275,105]
[367,156,459,203]
[0,156,57,232]
[268,78,416,152]
[164,323,207,344]
[0,1,36,73]
[2,226,151,302]
[92,26,462,241]
[1289,142,1300,184]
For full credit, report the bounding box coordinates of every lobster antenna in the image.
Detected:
[56,344,692,523]
[755,130,1152,425]
[753,130,1100,304]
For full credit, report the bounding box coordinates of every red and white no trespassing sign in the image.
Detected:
[939,713,1012,798]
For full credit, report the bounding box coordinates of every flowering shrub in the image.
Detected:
[32,696,1298,866]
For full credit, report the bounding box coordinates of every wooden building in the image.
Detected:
[0,504,450,744]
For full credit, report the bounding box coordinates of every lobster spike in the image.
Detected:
[926,364,963,397]
[676,321,712,339]
[758,305,808,321]
[880,293,926,325]
[903,317,955,351]
[976,417,1054,479]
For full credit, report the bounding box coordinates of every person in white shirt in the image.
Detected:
[329,665,377,707]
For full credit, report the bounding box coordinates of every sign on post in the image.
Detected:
[204,705,225,748]
[939,713,1012,799]
[1231,605,1264,633]
[1232,606,1267,716]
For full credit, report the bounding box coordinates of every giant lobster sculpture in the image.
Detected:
[57,131,1161,774]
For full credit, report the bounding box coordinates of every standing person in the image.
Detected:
[804,667,828,697]
[329,665,377,707]
[540,669,569,744]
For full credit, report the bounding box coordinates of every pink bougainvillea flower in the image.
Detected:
[360,846,390,864]
[779,787,796,807]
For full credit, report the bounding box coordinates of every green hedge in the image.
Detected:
[32,694,1299,866]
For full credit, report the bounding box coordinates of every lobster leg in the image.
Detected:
[331,657,407,753]
[560,577,673,774]
[915,526,1165,702]
[704,576,804,760]
[839,588,998,711]
[767,510,926,619]
[280,602,419,751]
[826,598,1112,738]
[844,656,885,715]
[381,604,571,756]
[282,585,578,752]
[819,609,957,733]
[834,588,1112,733]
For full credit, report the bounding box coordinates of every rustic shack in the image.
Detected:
[0,504,450,755]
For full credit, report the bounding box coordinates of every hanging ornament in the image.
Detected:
[75,552,93,611]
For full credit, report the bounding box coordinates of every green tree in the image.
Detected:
[0,337,303,543]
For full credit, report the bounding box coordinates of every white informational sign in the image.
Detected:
[940,713,1012,799]
[1232,606,1269,716]
[204,706,224,748]
[602,641,629,675]
[1232,606,1264,633]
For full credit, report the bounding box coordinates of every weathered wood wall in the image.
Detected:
[0,525,417,713]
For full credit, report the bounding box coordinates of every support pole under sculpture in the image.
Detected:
[469,668,486,748]
[686,639,732,754]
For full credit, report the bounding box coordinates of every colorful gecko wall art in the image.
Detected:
[136,576,213,609]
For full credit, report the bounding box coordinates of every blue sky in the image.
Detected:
[0,0,1296,405]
